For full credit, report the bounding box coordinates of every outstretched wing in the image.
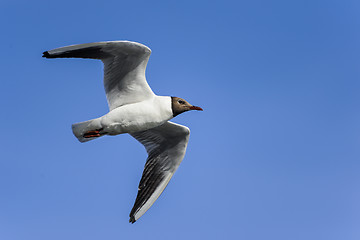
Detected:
[129,121,190,223]
[43,41,155,110]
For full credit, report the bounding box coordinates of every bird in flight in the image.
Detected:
[43,41,203,223]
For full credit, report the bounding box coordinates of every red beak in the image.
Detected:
[189,106,203,111]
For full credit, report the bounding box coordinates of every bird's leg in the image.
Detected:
[83,128,104,138]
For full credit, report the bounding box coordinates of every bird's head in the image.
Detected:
[171,97,203,117]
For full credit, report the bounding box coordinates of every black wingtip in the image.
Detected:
[42,51,50,58]
[129,216,136,224]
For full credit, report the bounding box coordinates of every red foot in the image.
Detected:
[83,128,103,138]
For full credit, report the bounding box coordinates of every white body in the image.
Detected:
[71,96,173,141]
[101,96,173,134]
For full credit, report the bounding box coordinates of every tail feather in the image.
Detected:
[72,118,104,143]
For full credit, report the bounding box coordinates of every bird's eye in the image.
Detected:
[178,100,185,104]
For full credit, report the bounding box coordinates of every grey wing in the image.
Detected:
[43,41,155,110]
[129,121,190,223]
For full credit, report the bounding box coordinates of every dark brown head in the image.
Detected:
[171,97,203,117]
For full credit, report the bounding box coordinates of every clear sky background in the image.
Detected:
[0,0,359,239]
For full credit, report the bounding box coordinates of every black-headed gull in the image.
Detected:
[43,41,203,223]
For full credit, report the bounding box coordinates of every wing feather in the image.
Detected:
[129,121,190,223]
[43,41,155,110]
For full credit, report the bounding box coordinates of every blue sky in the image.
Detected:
[1,0,359,239]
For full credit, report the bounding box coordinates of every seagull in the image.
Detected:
[42,41,203,223]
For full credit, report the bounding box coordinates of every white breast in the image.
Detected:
[100,96,173,135]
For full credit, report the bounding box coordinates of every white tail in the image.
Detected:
[72,118,104,143]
